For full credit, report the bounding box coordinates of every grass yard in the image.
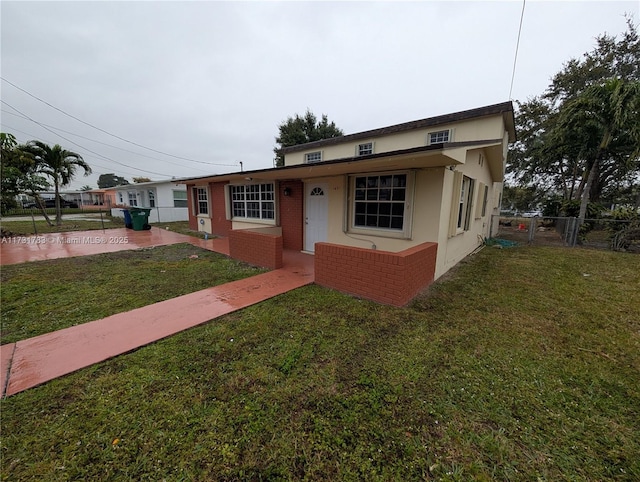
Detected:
[0,244,265,343]
[1,246,639,481]
[0,216,125,236]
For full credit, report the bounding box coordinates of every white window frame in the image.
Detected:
[426,129,453,145]
[194,187,209,215]
[356,142,374,156]
[225,182,276,224]
[348,170,414,239]
[173,190,188,208]
[148,190,156,208]
[305,151,322,164]
[448,172,476,237]
[127,192,138,207]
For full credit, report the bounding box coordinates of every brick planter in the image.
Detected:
[314,242,438,306]
[229,229,283,269]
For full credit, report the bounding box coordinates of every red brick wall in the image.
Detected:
[186,186,198,231]
[314,242,438,306]
[210,182,231,237]
[279,180,303,251]
[229,229,283,269]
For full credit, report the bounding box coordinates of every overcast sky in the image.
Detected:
[1,1,637,190]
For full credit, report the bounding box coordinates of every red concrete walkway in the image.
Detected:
[1,228,314,397]
[0,227,228,265]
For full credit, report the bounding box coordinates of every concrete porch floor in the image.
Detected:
[1,228,314,397]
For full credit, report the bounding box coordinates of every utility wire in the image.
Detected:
[1,76,238,167]
[2,100,178,177]
[2,124,177,179]
[1,110,215,173]
[509,0,526,100]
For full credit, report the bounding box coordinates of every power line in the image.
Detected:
[2,100,179,178]
[509,0,526,100]
[1,110,215,173]
[1,123,169,179]
[1,76,238,167]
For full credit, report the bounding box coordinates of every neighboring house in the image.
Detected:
[86,188,117,208]
[183,102,516,306]
[110,180,189,223]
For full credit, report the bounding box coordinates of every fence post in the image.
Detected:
[528,217,537,244]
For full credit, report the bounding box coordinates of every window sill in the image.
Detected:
[348,226,411,240]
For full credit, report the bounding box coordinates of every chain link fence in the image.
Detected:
[490,215,640,253]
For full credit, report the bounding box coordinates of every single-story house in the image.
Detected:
[110,180,189,223]
[183,102,516,306]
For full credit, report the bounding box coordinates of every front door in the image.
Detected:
[304,183,328,252]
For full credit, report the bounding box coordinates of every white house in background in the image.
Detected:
[110,179,189,223]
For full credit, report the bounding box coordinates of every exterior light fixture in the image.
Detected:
[283,187,292,197]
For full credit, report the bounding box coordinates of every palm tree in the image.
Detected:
[557,78,640,224]
[22,141,92,225]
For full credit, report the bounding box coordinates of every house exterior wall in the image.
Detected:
[111,182,188,222]
[210,182,231,236]
[285,116,506,167]
[279,180,304,251]
[435,148,497,278]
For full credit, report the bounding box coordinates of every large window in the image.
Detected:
[230,183,275,220]
[350,172,413,238]
[194,187,208,215]
[173,190,188,208]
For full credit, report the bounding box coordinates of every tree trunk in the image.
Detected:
[54,178,62,226]
[33,194,54,227]
[578,156,600,223]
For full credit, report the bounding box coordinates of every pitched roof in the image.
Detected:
[281,101,515,154]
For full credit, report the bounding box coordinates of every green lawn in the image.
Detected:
[0,216,125,236]
[0,243,265,343]
[1,246,639,481]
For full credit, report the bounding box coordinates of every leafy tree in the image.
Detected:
[556,78,640,223]
[0,133,50,215]
[502,185,542,213]
[508,18,640,213]
[97,173,129,188]
[132,177,152,183]
[273,109,343,167]
[21,141,91,225]
[80,185,93,191]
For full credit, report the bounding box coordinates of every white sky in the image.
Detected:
[1,1,638,190]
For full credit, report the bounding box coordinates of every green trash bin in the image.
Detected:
[129,207,152,231]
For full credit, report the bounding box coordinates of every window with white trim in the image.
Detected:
[148,190,156,208]
[173,190,188,208]
[118,192,124,204]
[128,192,138,207]
[357,142,373,156]
[448,172,475,236]
[230,183,275,220]
[427,129,451,145]
[350,172,414,238]
[305,151,322,163]
[475,182,487,219]
[194,187,209,215]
